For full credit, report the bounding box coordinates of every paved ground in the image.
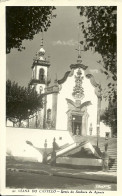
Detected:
[7,158,117,180]
[6,158,117,191]
[6,170,117,190]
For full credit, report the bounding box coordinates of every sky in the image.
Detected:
[6,6,112,108]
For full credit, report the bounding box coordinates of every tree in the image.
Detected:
[6,6,56,53]
[101,90,117,136]
[77,7,117,135]
[6,80,43,127]
[77,6,117,80]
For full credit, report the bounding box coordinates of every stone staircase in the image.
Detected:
[73,135,117,171]
[106,139,117,172]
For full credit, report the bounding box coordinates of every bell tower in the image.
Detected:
[30,36,50,94]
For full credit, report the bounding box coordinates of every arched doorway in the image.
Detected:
[72,115,82,135]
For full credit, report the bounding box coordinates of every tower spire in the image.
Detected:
[54,73,58,84]
[76,24,84,63]
[35,31,45,61]
[76,41,84,64]
[40,31,44,47]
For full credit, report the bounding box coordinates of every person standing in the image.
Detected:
[102,150,109,172]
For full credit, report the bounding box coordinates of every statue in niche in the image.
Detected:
[76,126,80,136]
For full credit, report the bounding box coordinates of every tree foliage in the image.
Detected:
[101,91,117,136]
[77,6,117,79]
[78,7,117,134]
[6,6,56,53]
[6,80,43,126]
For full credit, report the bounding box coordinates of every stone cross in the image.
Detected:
[43,139,47,164]
[51,137,56,166]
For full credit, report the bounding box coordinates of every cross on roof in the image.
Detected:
[76,41,84,58]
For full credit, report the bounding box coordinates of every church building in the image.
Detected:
[29,38,111,138]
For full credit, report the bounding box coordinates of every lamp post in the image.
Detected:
[72,117,75,135]
[96,84,102,148]
[97,124,100,147]
[43,139,47,164]
[28,109,30,128]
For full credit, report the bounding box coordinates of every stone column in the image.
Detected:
[82,113,88,136]
[43,139,47,164]
[43,95,47,129]
[51,137,56,166]
[52,93,58,129]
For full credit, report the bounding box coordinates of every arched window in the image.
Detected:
[39,68,45,82]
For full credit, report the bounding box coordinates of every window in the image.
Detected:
[39,68,45,82]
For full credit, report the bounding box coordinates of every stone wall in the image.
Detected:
[6,127,74,162]
[56,157,102,166]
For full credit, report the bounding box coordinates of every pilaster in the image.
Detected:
[52,93,58,129]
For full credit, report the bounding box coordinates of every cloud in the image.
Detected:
[89,69,99,74]
[52,39,78,46]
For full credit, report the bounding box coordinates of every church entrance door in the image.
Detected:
[72,115,82,135]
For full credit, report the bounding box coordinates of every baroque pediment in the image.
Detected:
[66,98,92,111]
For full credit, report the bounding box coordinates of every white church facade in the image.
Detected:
[28,41,111,138]
[6,40,113,166]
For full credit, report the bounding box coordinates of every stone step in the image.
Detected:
[109,169,117,171]
[109,167,117,169]
[109,161,117,164]
[109,167,117,170]
[109,152,117,154]
[110,164,117,166]
[108,152,117,154]
[109,168,117,171]
[109,152,117,153]
[111,168,117,170]
[110,166,117,168]
[109,164,117,167]
[109,155,117,156]
[108,149,117,153]
[109,156,117,158]
[109,163,117,171]
[109,164,117,166]
[109,163,117,165]
[110,165,117,167]
[75,136,117,172]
